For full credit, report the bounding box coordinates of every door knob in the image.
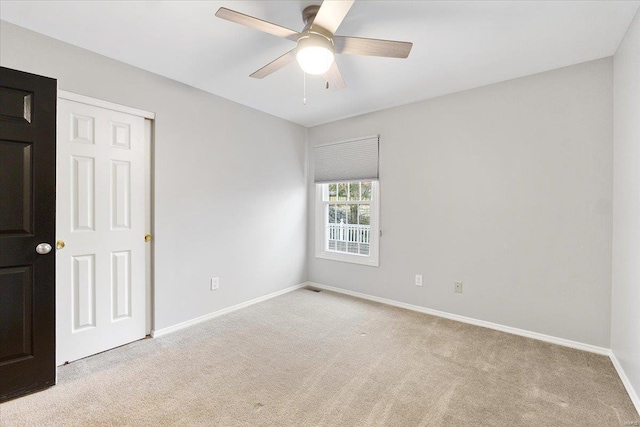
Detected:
[144,234,152,242]
[35,243,52,254]
[56,240,65,250]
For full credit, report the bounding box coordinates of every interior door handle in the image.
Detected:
[35,243,52,254]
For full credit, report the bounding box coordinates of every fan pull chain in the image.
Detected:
[303,72,307,106]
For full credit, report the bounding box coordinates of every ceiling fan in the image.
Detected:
[215,0,413,91]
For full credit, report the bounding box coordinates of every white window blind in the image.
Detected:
[314,135,379,184]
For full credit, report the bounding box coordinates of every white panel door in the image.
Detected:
[57,98,146,365]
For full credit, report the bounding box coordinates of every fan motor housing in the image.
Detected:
[302,5,321,25]
[297,31,334,54]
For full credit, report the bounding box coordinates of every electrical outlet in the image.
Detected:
[415,274,423,286]
[211,277,219,291]
[455,281,463,293]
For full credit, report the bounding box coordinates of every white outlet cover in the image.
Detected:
[211,277,219,290]
[455,281,463,293]
[415,274,423,286]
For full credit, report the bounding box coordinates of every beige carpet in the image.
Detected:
[0,288,637,426]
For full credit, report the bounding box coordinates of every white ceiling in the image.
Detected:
[1,1,638,127]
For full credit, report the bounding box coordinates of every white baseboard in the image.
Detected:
[306,282,611,356]
[610,352,640,416]
[150,282,307,338]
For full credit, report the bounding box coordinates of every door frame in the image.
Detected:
[56,90,156,336]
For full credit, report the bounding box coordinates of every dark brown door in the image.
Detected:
[0,67,57,402]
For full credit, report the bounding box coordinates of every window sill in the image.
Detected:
[315,250,379,267]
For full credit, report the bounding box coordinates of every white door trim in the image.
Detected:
[144,118,154,335]
[58,90,155,120]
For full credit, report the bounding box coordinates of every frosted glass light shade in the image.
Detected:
[296,33,335,75]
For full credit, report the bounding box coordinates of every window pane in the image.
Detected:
[328,183,337,201]
[347,225,356,243]
[359,243,370,256]
[328,223,337,241]
[347,242,358,254]
[328,205,336,223]
[361,181,372,200]
[338,183,348,201]
[358,226,369,244]
[349,182,360,201]
[348,205,358,224]
[336,205,347,223]
[358,204,370,225]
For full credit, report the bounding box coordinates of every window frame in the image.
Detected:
[315,180,380,267]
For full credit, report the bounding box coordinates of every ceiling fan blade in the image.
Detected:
[323,61,346,91]
[311,0,355,34]
[215,8,299,41]
[334,36,413,58]
[250,49,297,79]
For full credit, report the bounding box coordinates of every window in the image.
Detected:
[313,135,380,267]
[315,180,379,266]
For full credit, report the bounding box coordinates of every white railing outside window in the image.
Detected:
[326,221,370,256]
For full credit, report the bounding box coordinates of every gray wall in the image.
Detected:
[0,20,623,354]
[307,58,614,347]
[0,21,308,331]
[612,9,640,409]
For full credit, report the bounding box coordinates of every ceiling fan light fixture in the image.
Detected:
[296,32,335,75]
